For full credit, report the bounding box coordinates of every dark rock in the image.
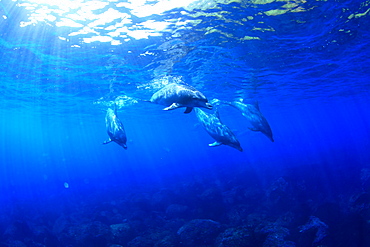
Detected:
[259,224,290,237]
[154,234,179,247]
[216,227,253,247]
[4,221,32,239]
[163,219,186,232]
[22,241,46,247]
[350,192,370,213]
[263,234,296,247]
[266,177,291,209]
[127,235,156,247]
[52,215,68,237]
[177,219,222,246]
[258,224,296,247]
[64,221,110,246]
[227,204,251,226]
[298,216,328,245]
[245,213,267,229]
[110,223,134,245]
[3,240,27,247]
[126,231,172,247]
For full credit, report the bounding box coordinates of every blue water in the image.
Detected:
[1,0,370,246]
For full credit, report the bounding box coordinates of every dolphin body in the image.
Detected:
[223,100,274,142]
[103,105,127,149]
[150,83,213,114]
[195,108,243,152]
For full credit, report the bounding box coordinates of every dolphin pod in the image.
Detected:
[102,82,274,151]
[150,83,213,113]
[103,104,127,149]
[195,108,243,152]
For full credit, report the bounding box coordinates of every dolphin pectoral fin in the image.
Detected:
[248,127,259,132]
[184,107,193,114]
[163,103,181,111]
[103,139,112,145]
[209,141,222,147]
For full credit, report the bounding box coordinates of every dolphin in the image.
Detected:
[195,108,243,152]
[103,104,127,149]
[150,83,213,114]
[222,99,274,142]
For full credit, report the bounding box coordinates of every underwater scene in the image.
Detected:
[1,0,370,246]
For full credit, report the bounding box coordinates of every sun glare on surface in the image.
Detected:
[11,0,306,44]
[15,0,197,44]
[15,0,236,44]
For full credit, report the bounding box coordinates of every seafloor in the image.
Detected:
[1,163,369,247]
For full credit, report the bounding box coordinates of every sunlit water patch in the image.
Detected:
[0,0,368,116]
[7,0,312,45]
[13,0,259,45]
